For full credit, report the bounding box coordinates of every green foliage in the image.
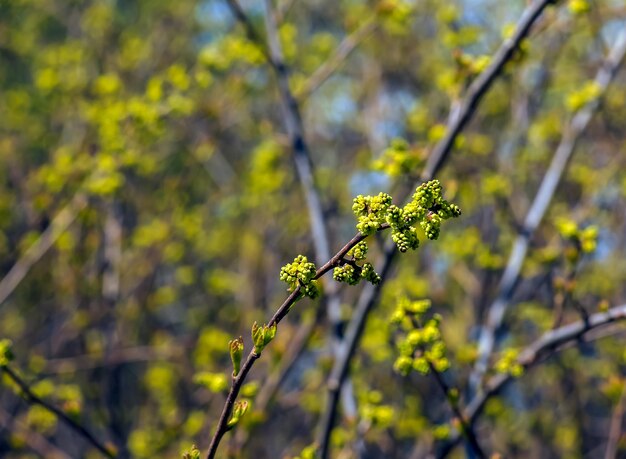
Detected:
[0,1,624,458]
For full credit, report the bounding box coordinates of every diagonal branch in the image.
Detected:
[226,0,359,427]
[316,1,557,457]
[470,28,626,393]
[421,0,556,181]
[0,192,88,307]
[439,304,626,457]
[205,228,390,459]
[0,406,72,459]
[2,365,115,458]
[296,17,378,101]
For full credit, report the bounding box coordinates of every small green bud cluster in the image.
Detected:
[348,241,368,260]
[0,339,13,367]
[251,321,277,354]
[333,241,381,286]
[494,348,523,377]
[333,261,381,286]
[556,218,599,257]
[227,400,249,429]
[352,192,393,235]
[229,337,244,377]
[279,255,319,298]
[353,180,461,253]
[391,298,450,376]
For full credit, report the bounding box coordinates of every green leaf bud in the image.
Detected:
[227,400,249,429]
[182,445,201,459]
[251,322,277,354]
[229,337,244,377]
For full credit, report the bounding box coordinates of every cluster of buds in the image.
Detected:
[279,255,319,299]
[391,298,450,377]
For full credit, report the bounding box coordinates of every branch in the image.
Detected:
[439,304,626,457]
[205,228,386,458]
[420,0,556,181]
[317,1,556,456]
[0,406,72,459]
[470,28,626,393]
[228,0,359,430]
[0,192,87,307]
[2,365,115,458]
[425,348,485,458]
[296,17,378,101]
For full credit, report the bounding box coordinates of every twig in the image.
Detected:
[2,365,115,458]
[0,406,72,459]
[296,18,378,101]
[316,1,557,457]
[0,192,88,306]
[470,28,626,393]
[439,304,626,457]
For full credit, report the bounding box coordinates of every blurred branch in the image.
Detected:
[604,382,625,459]
[421,0,555,181]
[470,28,626,393]
[0,192,87,307]
[423,343,485,458]
[296,17,378,101]
[1,365,115,458]
[227,0,359,437]
[440,303,626,457]
[0,406,72,459]
[317,1,557,457]
[42,346,183,374]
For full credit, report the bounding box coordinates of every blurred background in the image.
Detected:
[0,0,625,457]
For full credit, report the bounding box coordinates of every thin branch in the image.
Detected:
[296,18,378,101]
[0,192,88,306]
[420,0,556,181]
[439,304,626,457]
[42,346,183,374]
[0,406,72,459]
[604,381,626,459]
[470,28,626,393]
[316,1,556,456]
[227,0,360,429]
[2,365,115,458]
[205,228,388,459]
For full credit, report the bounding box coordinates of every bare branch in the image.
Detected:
[439,304,626,457]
